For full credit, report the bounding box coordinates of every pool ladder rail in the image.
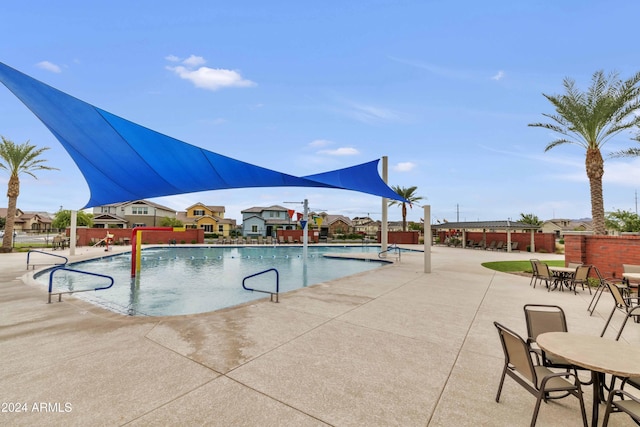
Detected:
[242,268,280,303]
[26,249,68,270]
[378,244,401,262]
[47,266,115,303]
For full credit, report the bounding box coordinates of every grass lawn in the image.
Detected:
[482,260,565,274]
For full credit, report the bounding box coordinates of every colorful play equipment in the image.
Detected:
[92,232,114,250]
[130,226,185,277]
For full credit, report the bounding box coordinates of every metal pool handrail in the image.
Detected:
[48,267,115,303]
[26,250,68,270]
[242,268,280,302]
[378,244,401,262]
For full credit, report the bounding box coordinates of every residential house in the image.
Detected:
[241,205,295,237]
[177,203,236,237]
[352,216,380,237]
[0,208,53,232]
[313,213,353,238]
[387,221,404,232]
[541,218,594,238]
[92,200,177,228]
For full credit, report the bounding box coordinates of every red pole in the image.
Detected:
[130,227,173,277]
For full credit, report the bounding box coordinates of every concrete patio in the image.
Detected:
[1,244,638,426]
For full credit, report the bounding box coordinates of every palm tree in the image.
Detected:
[0,137,58,252]
[519,213,542,227]
[529,70,640,235]
[388,185,424,231]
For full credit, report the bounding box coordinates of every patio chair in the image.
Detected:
[535,263,559,291]
[602,389,640,426]
[494,322,588,427]
[511,241,520,251]
[622,264,640,295]
[522,305,577,369]
[495,241,504,251]
[587,266,611,315]
[569,264,592,295]
[600,282,640,340]
[487,240,497,250]
[529,259,540,287]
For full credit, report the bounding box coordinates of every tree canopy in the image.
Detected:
[52,209,94,230]
[529,70,640,235]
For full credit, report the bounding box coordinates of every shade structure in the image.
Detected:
[0,62,405,208]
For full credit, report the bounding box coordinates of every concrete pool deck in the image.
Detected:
[1,244,638,426]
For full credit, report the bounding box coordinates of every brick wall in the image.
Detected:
[436,231,556,253]
[564,234,640,279]
[68,227,204,246]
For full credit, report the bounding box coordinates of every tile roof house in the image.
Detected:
[91,200,177,228]
[177,203,236,237]
[541,218,593,237]
[241,205,296,237]
[0,208,53,232]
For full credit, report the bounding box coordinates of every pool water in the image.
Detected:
[38,245,388,316]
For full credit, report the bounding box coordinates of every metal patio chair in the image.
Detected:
[494,321,588,427]
[600,282,640,340]
[602,388,640,426]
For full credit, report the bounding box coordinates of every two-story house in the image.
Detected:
[177,203,236,237]
[541,218,594,238]
[241,205,296,238]
[0,208,53,232]
[92,200,177,228]
[352,216,380,237]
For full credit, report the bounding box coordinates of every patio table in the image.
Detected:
[548,266,575,291]
[537,331,640,427]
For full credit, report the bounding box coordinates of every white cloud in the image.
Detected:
[36,61,62,73]
[492,70,505,81]
[309,139,333,148]
[393,162,416,172]
[183,54,206,67]
[166,55,256,91]
[167,65,256,91]
[319,147,359,156]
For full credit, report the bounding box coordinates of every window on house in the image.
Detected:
[252,225,258,233]
[218,225,224,232]
[203,224,213,232]
[132,223,146,227]
[194,209,205,216]
[131,207,148,215]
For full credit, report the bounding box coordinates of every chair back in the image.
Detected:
[530,259,540,275]
[623,264,640,274]
[574,265,591,282]
[606,282,629,307]
[524,304,568,341]
[568,262,582,269]
[494,322,537,385]
[537,262,553,279]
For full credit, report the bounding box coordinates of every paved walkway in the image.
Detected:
[1,245,638,426]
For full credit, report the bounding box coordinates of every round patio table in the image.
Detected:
[537,332,640,426]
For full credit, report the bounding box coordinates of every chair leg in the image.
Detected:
[496,365,508,402]
[587,285,603,315]
[615,314,633,340]
[531,390,545,427]
[601,306,617,337]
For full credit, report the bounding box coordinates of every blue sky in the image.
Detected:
[2,1,640,225]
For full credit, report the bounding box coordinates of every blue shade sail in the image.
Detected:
[0,62,405,208]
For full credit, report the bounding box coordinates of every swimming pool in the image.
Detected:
[37,245,389,316]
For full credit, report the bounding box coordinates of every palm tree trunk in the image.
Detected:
[402,203,407,232]
[586,148,606,235]
[2,175,19,252]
